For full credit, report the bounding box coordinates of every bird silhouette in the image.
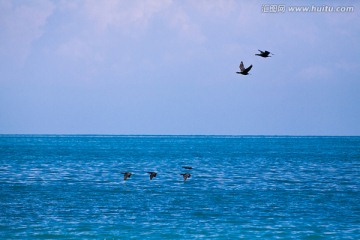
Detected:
[147,172,157,180]
[122,172,132,181]
[236,61,253,75]
[180,173,191,181]
[255,49,273,58]
[182,166,193,170]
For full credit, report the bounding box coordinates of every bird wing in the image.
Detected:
[239,61,245,71]
[149,172,156,180]
[243,65,253,74]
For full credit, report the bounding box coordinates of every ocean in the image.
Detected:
[1,135,359,239]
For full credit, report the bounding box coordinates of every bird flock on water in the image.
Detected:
[122,166,193,182]
[236,49,274,75]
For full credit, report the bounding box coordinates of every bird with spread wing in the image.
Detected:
[255,49,274,58]
[236,61,253,75]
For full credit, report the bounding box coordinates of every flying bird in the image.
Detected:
[236,61,253,75]
[182,166,193,170]
[255,49,274,58]
[147,172,157,180]
[122,172,132,181]
[180,173,191,181]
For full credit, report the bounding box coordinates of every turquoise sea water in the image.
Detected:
[1,135,359,239]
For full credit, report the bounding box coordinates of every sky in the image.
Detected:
[1,0,360,135]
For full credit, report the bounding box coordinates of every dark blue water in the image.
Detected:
[1,135,359,239]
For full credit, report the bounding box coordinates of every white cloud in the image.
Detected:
[52,0,208,62]
[190,0,236,17]
[83,0,172,31]
[57,37,90,59]
[166,6,206,43]
[81,0,207,42]
[0,0,54,63]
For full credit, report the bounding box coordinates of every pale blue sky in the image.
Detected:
[1,0,359,135]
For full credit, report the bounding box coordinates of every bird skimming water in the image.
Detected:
[182,166,193,170]
[147,172,157,180]
[180,173,191,181]
[122,172,132,181]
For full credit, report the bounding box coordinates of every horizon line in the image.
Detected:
[0,134,359,137]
